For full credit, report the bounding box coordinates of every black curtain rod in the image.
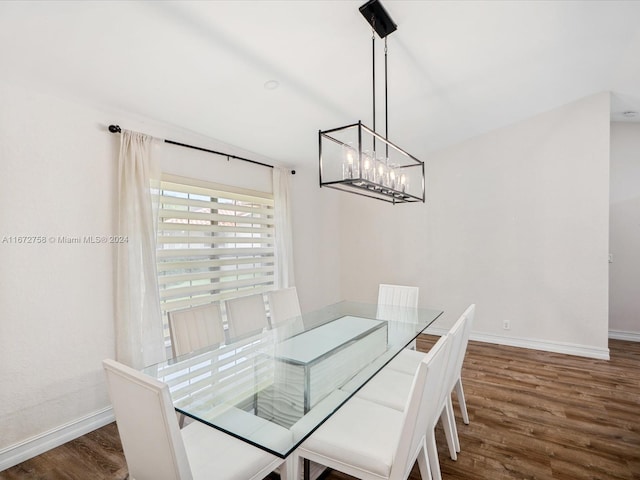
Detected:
[108,125,289,172]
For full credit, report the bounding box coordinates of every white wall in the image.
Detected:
[290,166,343,312]
[340,92,611,358]
[609,122,640,338]
[0,84,118,453]
[0,81,342,466]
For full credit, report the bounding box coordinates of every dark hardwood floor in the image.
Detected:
[2,338,638,480]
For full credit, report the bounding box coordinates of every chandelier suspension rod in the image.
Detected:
[384,36,389,160]
[371,26,376,155]
[370,24,391,160]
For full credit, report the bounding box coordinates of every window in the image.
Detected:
[156,175,275,335]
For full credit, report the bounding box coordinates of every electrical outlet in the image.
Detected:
[503,320,510,330]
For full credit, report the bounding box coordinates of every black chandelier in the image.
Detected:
[318,0,425,204]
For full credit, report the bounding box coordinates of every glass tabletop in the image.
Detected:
[142,301,443,457]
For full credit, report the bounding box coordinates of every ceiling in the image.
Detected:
[2,0,640,167]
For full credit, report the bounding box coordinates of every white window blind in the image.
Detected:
[157,176,275,323]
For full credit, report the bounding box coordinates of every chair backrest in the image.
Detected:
[168,303,225,357]
[378,284,419,308]
[225,293,269,341]
[455,304,475,376]
[441,308,469,397]
[267,287,302,327]
[102,359,192,480]
[389,334,452,480]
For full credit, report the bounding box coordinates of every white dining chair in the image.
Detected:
[388,304,476,430]
[355,309,469,465]
[450,304,475,427]
[378,283,420,349]
[102,358,292,480]
[359,304,476,463]
[225,293,269,341]
[267,286,302,326]
[292,334,452,480]
[378,283,420,309]
[168,303,225,357]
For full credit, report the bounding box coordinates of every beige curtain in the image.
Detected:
[115,130,165,368]
[273,167,296,288]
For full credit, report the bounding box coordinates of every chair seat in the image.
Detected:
[386,348,426,375]
[290,390,350,442]
[183,421,284,480]
[354,368,414,411]
[299,396,403,478]
[206,405,294,453]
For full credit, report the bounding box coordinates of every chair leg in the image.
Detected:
[447,396,460,453]
[290,453,301,480]
[454,378,469,425]
[439,400,458,460]
[417,442,433,480]
[280,458,294,480]
[425,430,442,480]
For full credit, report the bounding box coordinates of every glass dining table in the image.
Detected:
[143,300,442,476]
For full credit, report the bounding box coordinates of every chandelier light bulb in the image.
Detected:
[342,144,359,179]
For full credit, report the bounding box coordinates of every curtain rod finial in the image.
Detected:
[108,125,121,133]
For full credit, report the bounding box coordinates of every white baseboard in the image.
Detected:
[0,407,114,472]
[609,329,640,342]
[421,328,610,360]
[471,332,610,360]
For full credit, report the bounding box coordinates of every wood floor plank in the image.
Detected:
[1,338,638,480]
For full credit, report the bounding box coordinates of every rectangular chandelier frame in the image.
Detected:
[319,121,425,204]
